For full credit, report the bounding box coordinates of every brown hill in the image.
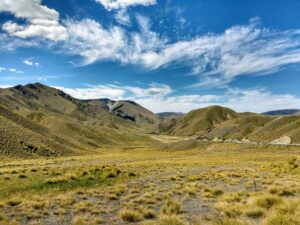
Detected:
[162,106,239,136]
[0,83,157,156]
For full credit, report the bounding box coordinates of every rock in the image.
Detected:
[270,136,291,145]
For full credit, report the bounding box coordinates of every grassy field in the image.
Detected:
[0,142,299,225]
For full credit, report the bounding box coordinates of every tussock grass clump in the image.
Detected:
[263,214,300,225]
[213,218,249,225]
[18,174,27,179]
[106,193,118,200]
[222,193,243,203]
[74,201,92,212]
[119,209,142,222]
[162,200,182,215]
[268,186,295,197]
[143,209,157,219]
[275,200,300,215]
[158,215,188,225]
[243,207,265,218]
[214,202,243,218]
[255,195,281,209]
[27,199,49,210]
[6,199,22,207]
[212,188,224,197]
[72,216,103,225]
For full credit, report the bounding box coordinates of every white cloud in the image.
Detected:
[0,85,11,88]
[0,67,6,72]
[55,84,300,113]
[0,33,41,51]
[0,0,67,41]
[63,16,166,65]
[55,85,127,100]
[55,83,172,100]
[8,68,23,74]
[114,9,131,25]
[95,0,156,10]
[23,60,40,67]
[62,18,300,86]
[1,2,300,88]
[64,19,127,65]
[224,88,300,113]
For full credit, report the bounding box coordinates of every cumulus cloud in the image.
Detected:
[64,19,127,65]
[0,67,6,72]
[55,83,300,113]
[95,0,156,10]
[0,0,67,41]
[23,59,40,67]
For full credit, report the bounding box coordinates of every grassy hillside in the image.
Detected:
[0,105,79,158]
[162,106,239,136]
[0,83,157,157]
[199,113,300,143]
[202,114,275,140]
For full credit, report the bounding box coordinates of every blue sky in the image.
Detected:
[1,0,300,113]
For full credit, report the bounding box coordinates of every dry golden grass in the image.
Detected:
[0,142,299,224]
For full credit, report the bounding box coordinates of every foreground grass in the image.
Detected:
[0,142,299,224]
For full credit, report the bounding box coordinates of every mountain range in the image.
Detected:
[262,109,300,115]
[1,83,300,158]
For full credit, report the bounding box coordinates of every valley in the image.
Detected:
[0,83,299,225]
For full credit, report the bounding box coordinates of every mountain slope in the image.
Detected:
[0,105,78,158]
[85,99,160,126]
[0,83,157,155]
[162,106,239,136]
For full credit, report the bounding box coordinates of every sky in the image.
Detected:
[1,0,300,113]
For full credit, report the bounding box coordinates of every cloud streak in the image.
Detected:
[63,17,300,86]
[95,0,156,10]
[23,59,40,67]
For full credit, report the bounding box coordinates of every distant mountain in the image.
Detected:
[0,83,156,156]
[3,82,300,158]
[157,112,184,118]
[85,99,160,125]
[262,109,300,115]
